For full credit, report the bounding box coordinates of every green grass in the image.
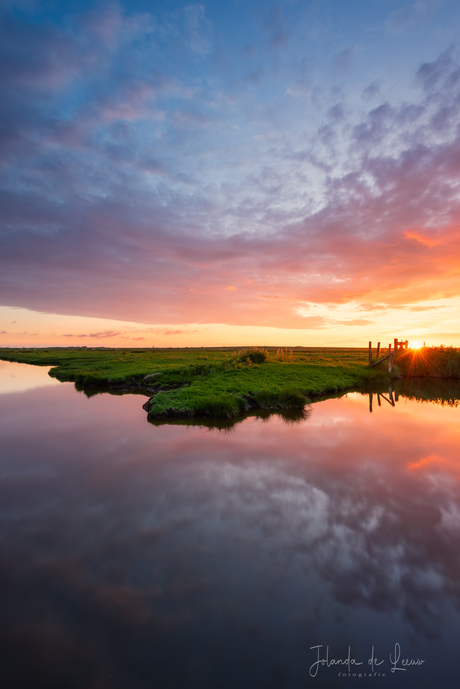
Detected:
[147,360,362,418]
[0,347,228,385]
[394,346,460,379]
[1,345,457,419]
[0,346,369,417]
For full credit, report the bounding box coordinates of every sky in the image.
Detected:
[1,0,460,348]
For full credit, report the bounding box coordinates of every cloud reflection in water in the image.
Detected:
[0,378,459,687]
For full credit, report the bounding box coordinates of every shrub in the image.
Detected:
[231,347,269,365]
[275,348,294,361]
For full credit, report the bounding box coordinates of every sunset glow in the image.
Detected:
[1,1,460,347]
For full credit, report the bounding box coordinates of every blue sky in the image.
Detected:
[1,0,460,346]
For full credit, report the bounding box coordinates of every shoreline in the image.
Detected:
[1,346,459,421]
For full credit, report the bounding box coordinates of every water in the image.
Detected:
[1,361,459,688]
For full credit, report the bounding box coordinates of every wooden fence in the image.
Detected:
[368,338,410,371]
[368,389,399,412]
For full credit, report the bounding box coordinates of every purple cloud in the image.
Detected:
[1,5,460,331]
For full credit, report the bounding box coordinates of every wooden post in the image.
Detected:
[389,343,392,354]
[377,394,381,407]
[377,342,380,358]
[388,351,394,373]
[389,387,395,406]
[395,391,399,402]
[394,338,398,352]
[404,340,408,350]
[369,392,373,413]
[369,341,372,366]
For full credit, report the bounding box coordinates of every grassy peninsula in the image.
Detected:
[0,346,370,416]
[1,345,458,419]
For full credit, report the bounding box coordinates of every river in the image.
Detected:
[1,360,459,688]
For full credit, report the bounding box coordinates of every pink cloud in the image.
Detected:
[1,16,460,332]
[97,82,157,123]
[148,328,200,336]
[70,331,123,339]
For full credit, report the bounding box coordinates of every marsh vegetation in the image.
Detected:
[1,345,458,420]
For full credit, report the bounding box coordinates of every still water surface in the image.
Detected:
[1,361,459,688]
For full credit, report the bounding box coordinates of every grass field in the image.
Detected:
[1,345,458,419]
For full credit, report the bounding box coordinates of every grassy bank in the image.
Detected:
[1,345,457,419]
[0,346,370,417]
[0,347,228,385]
[392,346,460,379]
[144,349,366,418]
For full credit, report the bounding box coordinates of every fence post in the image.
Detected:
[377,342,380,358]
[388,351,394,373]
[369,341,372,366]
[389,387,395,406]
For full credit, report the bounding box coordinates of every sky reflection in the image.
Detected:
[0,366,459,687]
[0,359,61,394]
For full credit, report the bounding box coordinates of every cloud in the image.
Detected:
[385,2,427,33]
[184,4,213,56]
[408,304,442,312]
[416,48,460,93]
[3,384,460,685]
[327,103,345,121]
[263,4,289,50]
[65,330,123,339]
[148,328,199,336]
[334,319,374,326]
[333,46,355,73]
[1,6,460,331]
[362,80,381,100]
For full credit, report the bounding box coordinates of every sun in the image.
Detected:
[410,340,424,349]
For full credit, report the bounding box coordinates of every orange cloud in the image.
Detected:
[407,453,441,472]
[404,231,439,248]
